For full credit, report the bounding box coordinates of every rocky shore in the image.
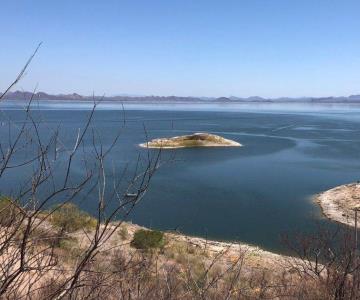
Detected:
[315,182,360,227]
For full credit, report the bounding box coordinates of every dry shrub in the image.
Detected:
[0,196,24,226]
[49,203,97,233]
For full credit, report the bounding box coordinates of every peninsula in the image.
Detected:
[139,133,242,149]
[315,182,360,227]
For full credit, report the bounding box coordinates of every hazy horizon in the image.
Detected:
[5,89,360,100]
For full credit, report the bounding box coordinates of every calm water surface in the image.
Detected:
[1,101,360,253]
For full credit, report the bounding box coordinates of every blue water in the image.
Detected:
[1,101,360,253]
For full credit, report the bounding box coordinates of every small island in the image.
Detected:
[315,182,360,227]
[139,132,242,149]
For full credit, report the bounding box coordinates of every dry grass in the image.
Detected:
[2,215,360,299]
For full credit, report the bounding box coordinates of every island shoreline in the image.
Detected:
[139,132,242,149]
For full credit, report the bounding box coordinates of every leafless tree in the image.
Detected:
[283,223,360,300]
[0,45,161,299]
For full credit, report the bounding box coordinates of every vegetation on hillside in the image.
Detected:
[49,203,97,232]
[130,229,164,249]
[0,196,24,226]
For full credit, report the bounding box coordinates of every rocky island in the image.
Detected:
[315,182,360,227]
[139,132,242,149]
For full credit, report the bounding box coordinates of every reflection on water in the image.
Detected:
[4,99,360,114]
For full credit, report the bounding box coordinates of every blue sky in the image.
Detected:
[1,0,360,97]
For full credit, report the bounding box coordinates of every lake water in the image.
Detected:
[1,101,360,253]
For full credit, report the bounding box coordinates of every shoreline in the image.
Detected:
[315,182,360,227]
[111,222,294,270]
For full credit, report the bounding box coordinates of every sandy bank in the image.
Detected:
[315,182,360,227]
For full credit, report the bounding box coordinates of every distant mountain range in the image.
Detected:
[3,90,360,103]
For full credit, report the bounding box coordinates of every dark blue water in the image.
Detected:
[1,102,360,253]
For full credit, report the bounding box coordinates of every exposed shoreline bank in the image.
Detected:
[114,221,293,270]
[315,182,360,227]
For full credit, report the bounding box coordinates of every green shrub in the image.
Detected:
[49,203,97,233]
[130,229,164,250]
[0,196,24,226]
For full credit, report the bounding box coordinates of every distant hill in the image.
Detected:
[2,90,360,103]
[2,91,205,102]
